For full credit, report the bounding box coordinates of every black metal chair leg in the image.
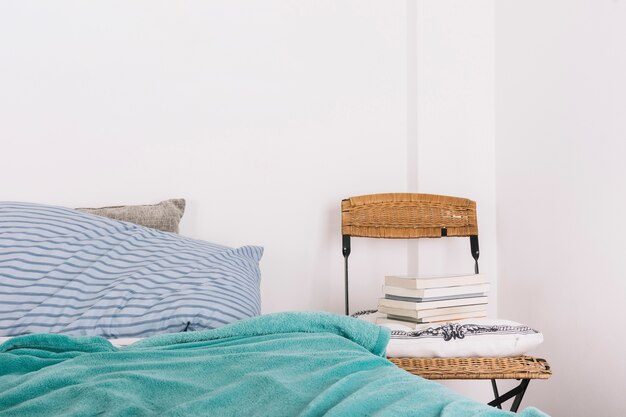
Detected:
[342,235,351,316]
[509,379,530,412]
[488,379,531,412]
[491,379,502,409]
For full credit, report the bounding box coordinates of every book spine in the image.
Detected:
[383,284,490,299]
[384,274,488,289]
[378,296,488,310]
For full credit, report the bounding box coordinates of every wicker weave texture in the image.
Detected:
[389,356,551,380]
[341,193,478,238]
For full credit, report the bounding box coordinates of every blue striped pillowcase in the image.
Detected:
[0,202,263,338]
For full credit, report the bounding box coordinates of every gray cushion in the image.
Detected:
[76,199,185,233]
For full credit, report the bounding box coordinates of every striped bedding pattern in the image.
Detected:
[0,202,263,338]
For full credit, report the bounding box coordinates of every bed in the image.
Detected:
[0,202,548,416]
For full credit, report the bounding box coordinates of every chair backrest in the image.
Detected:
[340,193,480,315]
[341,193,478,239]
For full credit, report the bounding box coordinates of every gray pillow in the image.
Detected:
[76,199,185,233]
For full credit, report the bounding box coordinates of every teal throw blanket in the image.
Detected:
[0,312,548,417]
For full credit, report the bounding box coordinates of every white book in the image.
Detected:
[384,273,488,290]
[376,312,487,328]
[378,296,488,311]
[383,283,490,300]
[378,303,487,319]
[386,311,487,323]
[378,304,488,319]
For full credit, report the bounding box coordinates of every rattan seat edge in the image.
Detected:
[388,356,552,380]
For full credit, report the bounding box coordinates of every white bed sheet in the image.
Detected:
[0,337,142,348]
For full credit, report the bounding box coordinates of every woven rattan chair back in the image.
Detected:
[341,193,478,239]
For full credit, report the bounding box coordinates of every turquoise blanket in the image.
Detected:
[0,312,547,417]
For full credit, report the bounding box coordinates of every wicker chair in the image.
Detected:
[341,193,551,412]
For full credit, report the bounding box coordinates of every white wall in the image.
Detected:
[496,1,626,416]
[413,0,496,299]
[0,1,409,315]
[411,0,497,403]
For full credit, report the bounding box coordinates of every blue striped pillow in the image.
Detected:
[0,202,263,338]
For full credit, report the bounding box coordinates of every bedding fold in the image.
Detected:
[128,311,390,356]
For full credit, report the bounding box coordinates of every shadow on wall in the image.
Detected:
[309,201,343,314]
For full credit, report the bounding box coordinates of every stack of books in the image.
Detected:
[376,273,489,328]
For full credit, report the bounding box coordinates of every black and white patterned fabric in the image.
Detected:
[353,310,543,358]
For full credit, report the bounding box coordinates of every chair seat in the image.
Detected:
[389,356,552,380]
